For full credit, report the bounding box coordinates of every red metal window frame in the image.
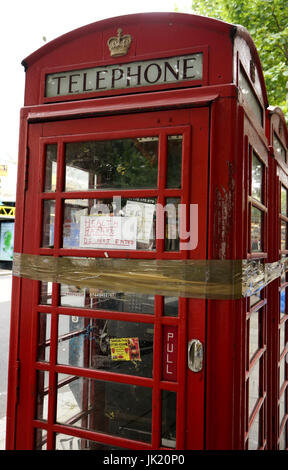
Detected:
[277,175,288,450]
[14,107,209,450]
[244,134,268,450]
[36,123,191,260]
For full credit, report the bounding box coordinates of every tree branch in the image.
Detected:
[270,1,288,63]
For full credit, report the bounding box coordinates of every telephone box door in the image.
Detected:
[11,106,209,450]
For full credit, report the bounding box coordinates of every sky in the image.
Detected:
[0,0,192,200]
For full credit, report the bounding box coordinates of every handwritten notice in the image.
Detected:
[79,215,137,249]
[110,338,141,361]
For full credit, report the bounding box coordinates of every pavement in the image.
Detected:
[0,270,81,450]
[0,417,6,450]
[0,270,12,276]
[0,269,12,450]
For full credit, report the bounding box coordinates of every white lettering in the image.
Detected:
[166,330,174,373]
[103,455,138,467]
[179,203,198,250]
[166,364,173,374]
[166,353,173,363]
[167,343,174,353]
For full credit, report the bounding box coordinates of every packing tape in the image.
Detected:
[12,252,288,300]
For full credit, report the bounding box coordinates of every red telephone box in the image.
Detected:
[5,12,288,450]
[266,106,288,450]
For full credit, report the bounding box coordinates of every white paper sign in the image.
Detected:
[124,201,155,245]
[79,216,137,250]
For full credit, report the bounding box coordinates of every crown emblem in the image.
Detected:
[107,28,132,57]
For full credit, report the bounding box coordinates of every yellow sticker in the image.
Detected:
[110,337,141,361]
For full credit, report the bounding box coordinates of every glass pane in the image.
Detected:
[57,315,154,377]
[56,374,152,443]
[165,197,180,251]
[239,68,263,126]
[60,285,154,314]
[279,423,287,450]
[251,153,263,202]
[281,220,287,251]
[279,358,286,390]
[249,361,260,417]
[248,413,260,450]
[44,144,57,192]
[281,256,287,285]
[65,137,158,191]
[163,297,178,317]
[279,324,286,355]
[250,291,261,308]
[281,186,287,216]
[35,371,49,421]
[249,310,259,360]
[161,391,177,448]
[35,429,47,450]
[251,206,262,252]
[279,389,286,426]
[166,135,182,188]
[42,200,55,248]
[63,197,156,250]
[274,133,286,162]
[37,313,51,362]
[55,434,123,450]
[280,290,286,317]
[39,281,53,305]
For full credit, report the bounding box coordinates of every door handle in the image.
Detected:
[187,339,203,372]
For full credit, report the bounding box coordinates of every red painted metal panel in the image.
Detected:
[8,106,209,450]
[22,13,235,106]
[162,326,178,382]
[266,107,288,450]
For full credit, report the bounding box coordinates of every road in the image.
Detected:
[0,270,12,450]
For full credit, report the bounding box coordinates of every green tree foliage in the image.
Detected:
[185,0,288,119]
[65,138,159,189]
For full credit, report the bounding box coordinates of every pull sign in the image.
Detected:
[162,325,178,381]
